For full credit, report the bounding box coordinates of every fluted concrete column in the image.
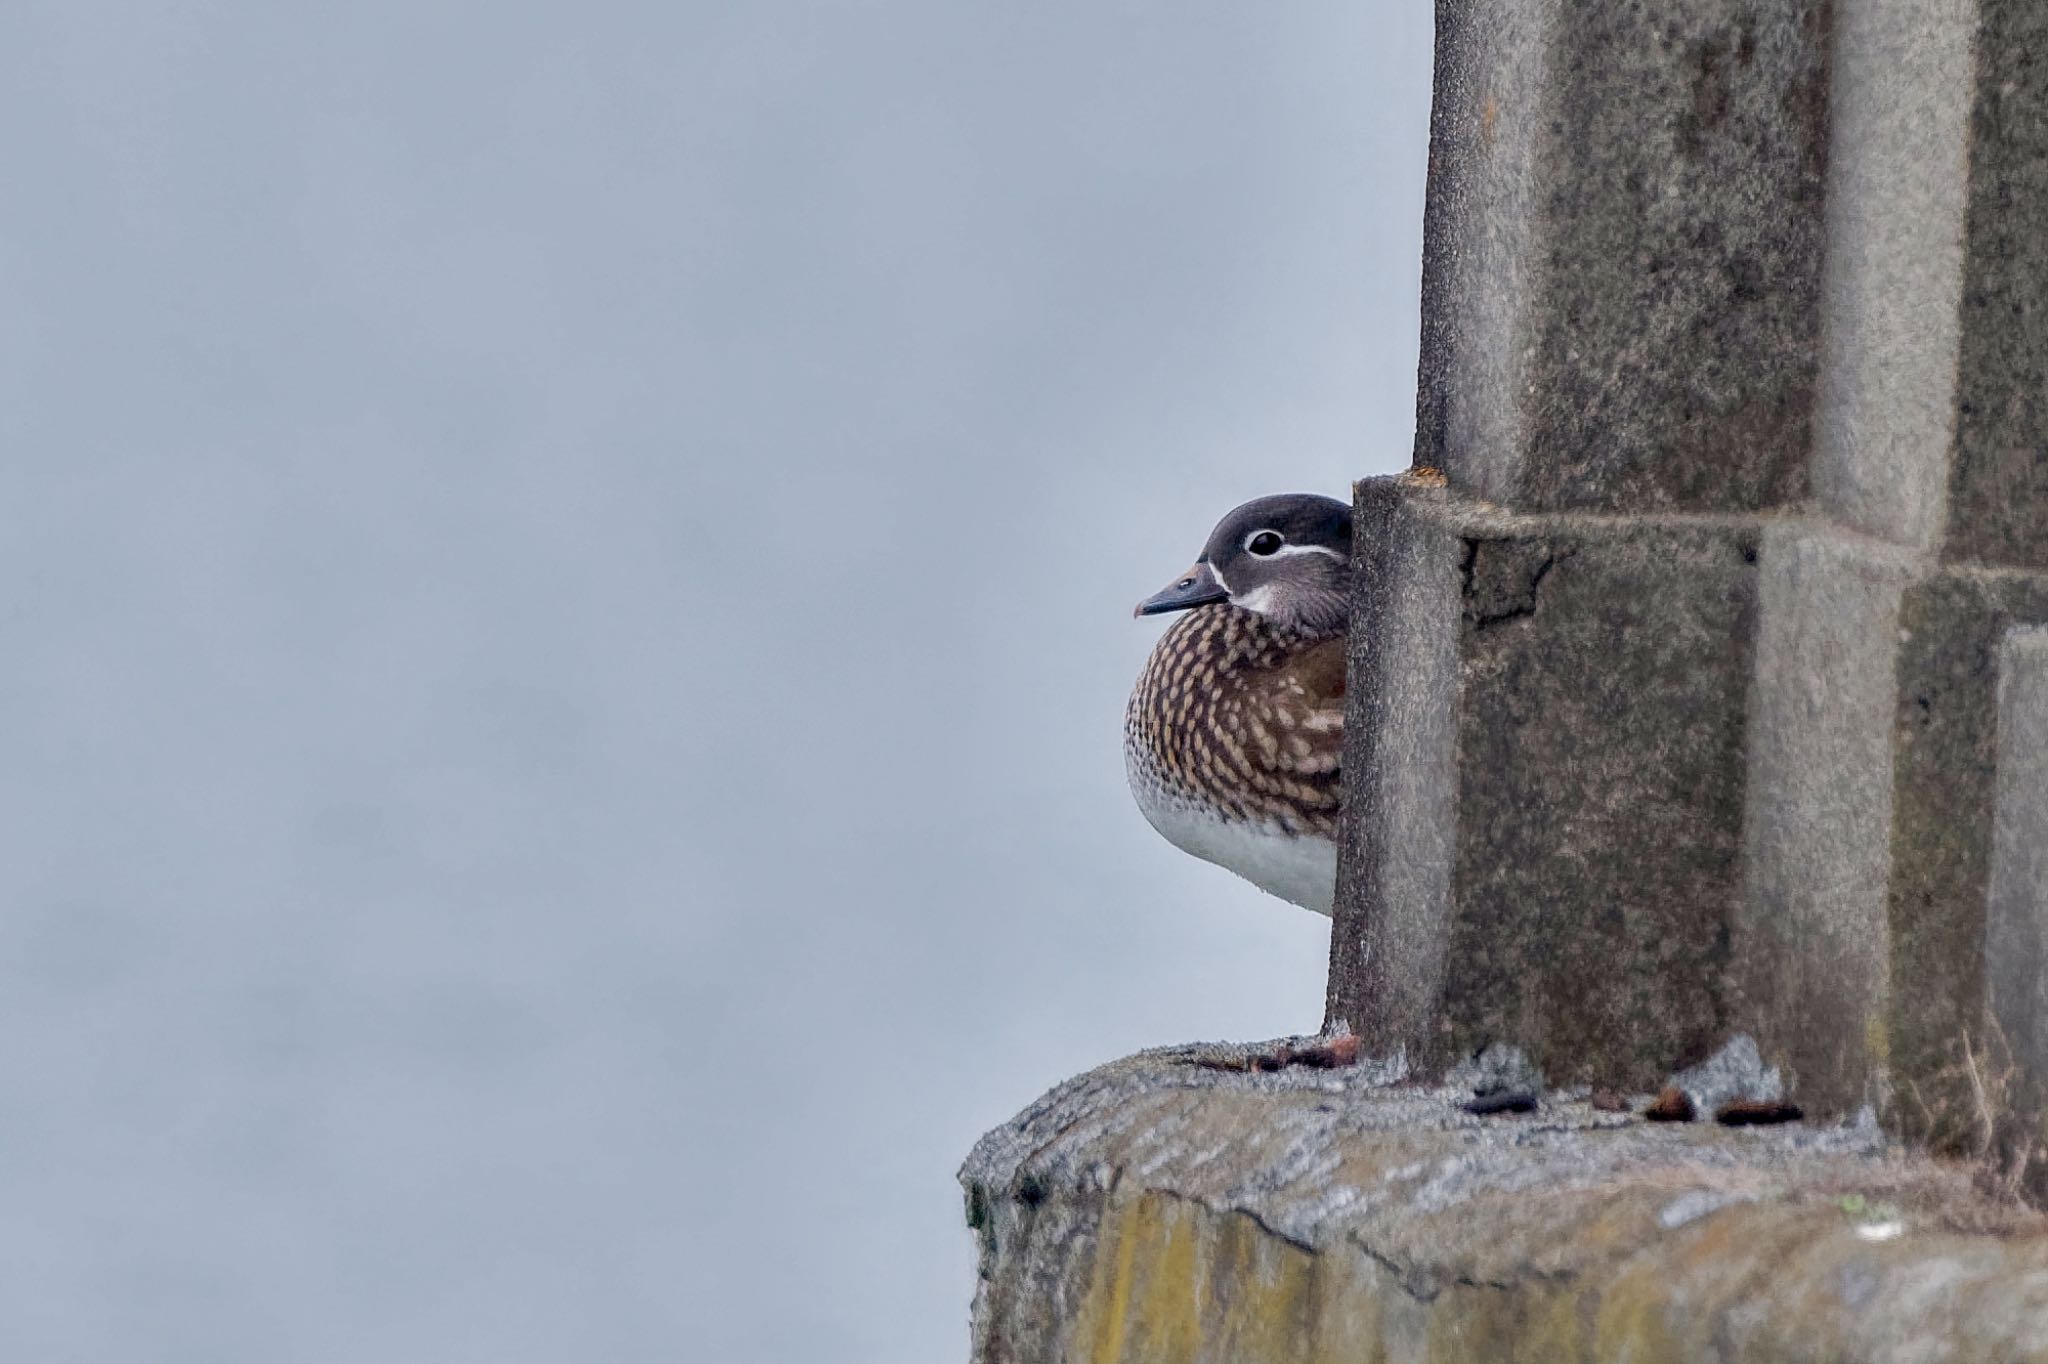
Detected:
[1331,0,2048,1152]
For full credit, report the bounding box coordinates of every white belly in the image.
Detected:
[1128,771,1337,915]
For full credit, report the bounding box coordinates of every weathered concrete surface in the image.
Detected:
[1333,0,2048,1170]
[1414,0,1828,513]
[1990,628,2048,1091]
[1333,479,2048,1153]
[1735,525,1913,1114]
[1886,570,2048,1143]
[1335,485,1764,1089]
[1810,0,1974,548]
[963,1045,2048,1363]
[1945,0,2048,571]
[1328,475,1461,1051]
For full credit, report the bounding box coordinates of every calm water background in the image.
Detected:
[1,3,1428,1358]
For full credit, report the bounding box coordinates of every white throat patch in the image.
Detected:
[1230,584,1282,615]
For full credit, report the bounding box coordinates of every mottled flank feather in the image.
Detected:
[1124,605,1343,840]
[1125,491,1351,911]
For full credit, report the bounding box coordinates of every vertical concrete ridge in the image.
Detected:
[1988,627,2048,1091]
[1330,478,1461,1045]
[1811,0,1975,548]
[1411,0,1550,503]
[1737,523,1914,1113]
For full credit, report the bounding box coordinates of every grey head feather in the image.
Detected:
[1196,493,1351,636]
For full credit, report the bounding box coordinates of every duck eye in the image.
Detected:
[1247,531,1284,556]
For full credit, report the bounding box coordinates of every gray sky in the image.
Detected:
[0,3,1429,1359]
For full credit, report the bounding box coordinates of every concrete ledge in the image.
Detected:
[962,1044,2048,1362]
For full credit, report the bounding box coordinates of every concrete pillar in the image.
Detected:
[1332,0,2048,1143]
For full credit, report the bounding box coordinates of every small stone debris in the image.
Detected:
[1644,1087,1697,1122]
[1589,1089,1631,1112]
[1669,1035,1784,1115]
[1290,1034,1361,1069]
[1446,1043,1546,1099]
[1463,1091,1540,1116]
[1714,1100,1804,1127]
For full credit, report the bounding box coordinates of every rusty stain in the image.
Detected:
[1644,1087,1696,1122]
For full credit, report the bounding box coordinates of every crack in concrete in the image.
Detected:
[1460,538,1568,630]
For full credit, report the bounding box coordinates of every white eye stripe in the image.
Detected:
[1244,540,1344,562]
[1242,528,1345,560]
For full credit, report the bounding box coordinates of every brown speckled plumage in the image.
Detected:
[1126,491,1351,911]
[1124,604,1344,838]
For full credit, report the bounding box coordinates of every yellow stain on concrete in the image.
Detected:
[1072,1190,1602,1363]
[1057,1186,2036,1363]
[1080,1195,1327,1364]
